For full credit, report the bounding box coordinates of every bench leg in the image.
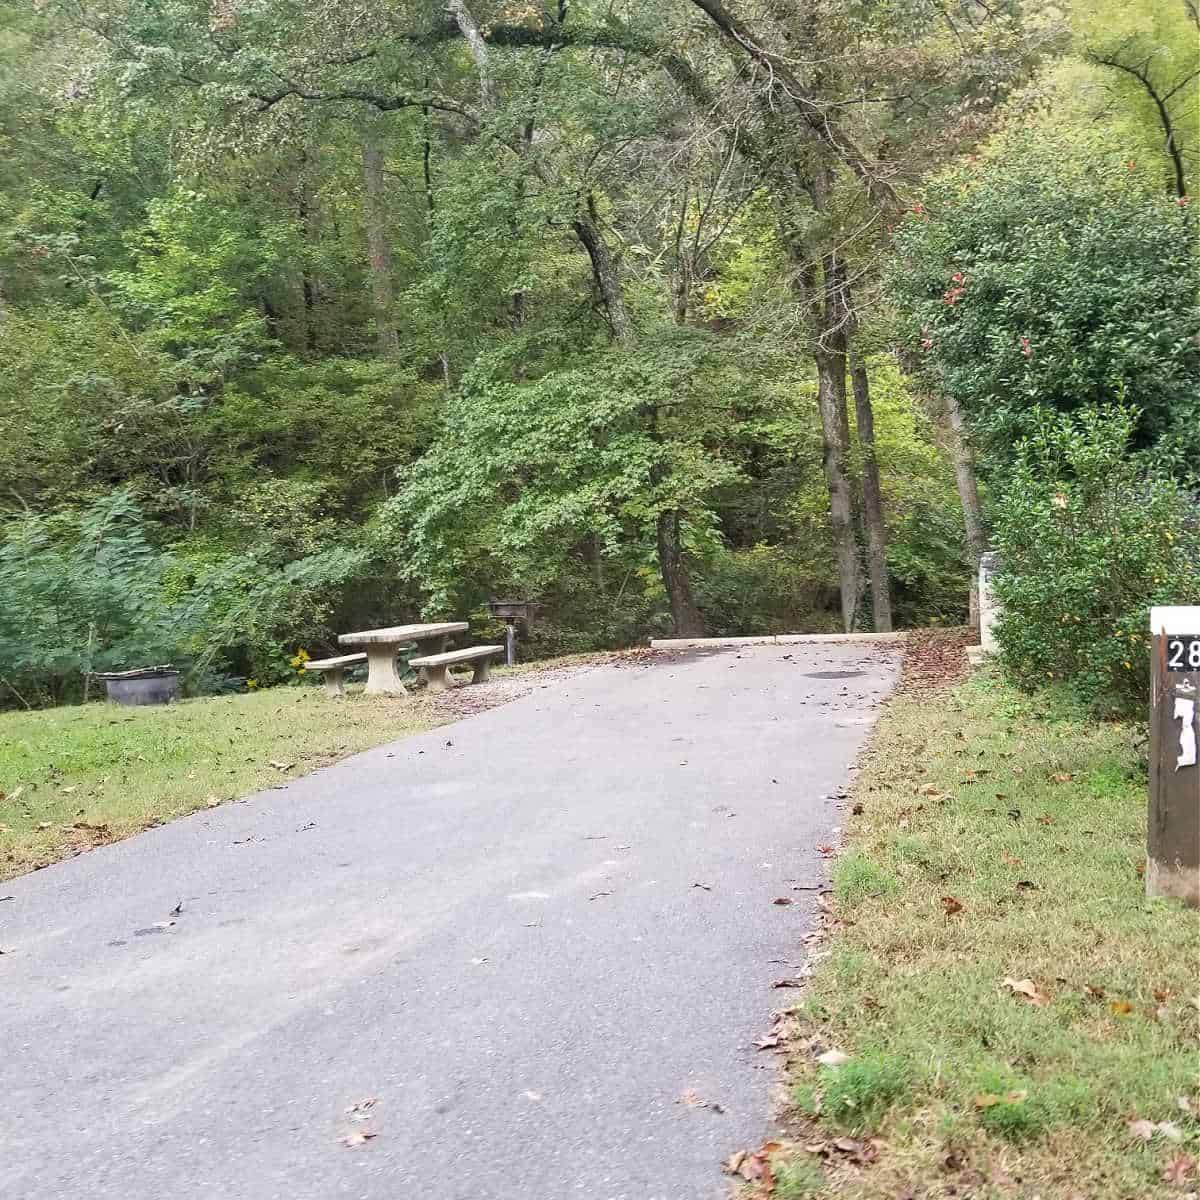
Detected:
[363,643,407,695]
[424,664,450,693]
[322,667,346,699]
[471,659,493,685]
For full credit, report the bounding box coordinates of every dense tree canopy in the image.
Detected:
[0,0,1195,705]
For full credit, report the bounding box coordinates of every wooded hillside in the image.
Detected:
[1,0,1196,707]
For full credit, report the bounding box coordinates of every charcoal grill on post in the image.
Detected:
[487,600,534,667]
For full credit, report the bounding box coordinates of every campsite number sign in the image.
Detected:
[1166,635,1200,672]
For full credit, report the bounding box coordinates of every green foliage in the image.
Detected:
[890,134,1200,468]
[0,492,370,704]
[990,406,1200,715]
[385,331,761,626]
[0,492,181,706]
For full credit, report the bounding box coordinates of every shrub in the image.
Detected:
[991,406,1200,715]
[889,133,1200,470]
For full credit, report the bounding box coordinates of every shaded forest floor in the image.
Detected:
[0,654,604,881]
[738,636,1199,1199]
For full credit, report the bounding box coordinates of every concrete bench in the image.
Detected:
[304,652,368,698]
[408,645,503,693]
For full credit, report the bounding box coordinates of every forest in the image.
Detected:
[0,0,1197,711]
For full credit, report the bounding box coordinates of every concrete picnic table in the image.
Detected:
[337,622,468,695]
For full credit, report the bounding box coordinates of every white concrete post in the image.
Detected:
[978,552,1000,655]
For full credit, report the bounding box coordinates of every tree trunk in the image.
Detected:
[571,204,701,636]
[849,353,892,631]
[361,129,399,357]
[572,212,634,344]
[814,342,860,633]
[942,389,988,560]
[657,506,705,637]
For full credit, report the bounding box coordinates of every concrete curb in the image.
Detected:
[649,632,907,649]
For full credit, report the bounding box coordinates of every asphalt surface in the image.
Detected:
[0,643,899,1200]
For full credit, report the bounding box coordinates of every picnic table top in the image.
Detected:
[338,622,468,647]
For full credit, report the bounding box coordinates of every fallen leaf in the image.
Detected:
[1109,1000,1133,1017]
[1178,1096,1196,1117]
[851,802,864,815]
[1154,988,1170,1003]
[831,1136,864,1156]
[7,786,23,803]
[1004,1089,1029,1103]
[1163,1153,1197,1186]
[1001,976,1048,1005]
[754,1032,783,1051]
[974,1093,1000,1109]
[1050,771,1073,783]
[816,1049,849,1068]
[1036,813,1053,826]
[268,760,295,771]
[680,1088,707,1107]
[815,845,835,857]
[722,1141,784,1185]
[37,822,52,831]
[1016,879,1038,890]
[1127,1117,1183,1141]
[941,895,963,916]
[338,1130,377,1148]
[773,897,794,906]
[1001,851,1023,866]
[1084,984,1106,1000]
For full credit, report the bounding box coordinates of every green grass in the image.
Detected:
[0,686,446,879]
[0,655,601,881]
[780,668,1200,1199]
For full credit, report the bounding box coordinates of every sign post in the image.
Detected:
[1148,606,1200,907]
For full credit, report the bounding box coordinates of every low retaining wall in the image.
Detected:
[649,632,906,649]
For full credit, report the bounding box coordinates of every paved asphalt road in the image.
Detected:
[1,643,899,1200]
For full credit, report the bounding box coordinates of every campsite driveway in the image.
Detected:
[0,643,899,1200]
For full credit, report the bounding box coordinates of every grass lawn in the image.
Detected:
[0,655,595,882]
[762,666,1200,1200]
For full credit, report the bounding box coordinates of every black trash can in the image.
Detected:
[98,667,180,706]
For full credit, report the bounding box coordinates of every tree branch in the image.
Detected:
[1089,47,1189,197]
[685,0,900,212]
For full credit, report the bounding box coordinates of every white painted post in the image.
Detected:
[1148,606,1200,907]
[979,552,1000,655]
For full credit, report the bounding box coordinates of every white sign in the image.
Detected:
[1153,607,1200,771]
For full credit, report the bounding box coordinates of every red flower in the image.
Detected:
[943,286,964,306]
[911,202,925,215]
[1020,336,1032,357]
[952,271,965,283]
[1178,196,1191,207]
[921,338,933,350]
